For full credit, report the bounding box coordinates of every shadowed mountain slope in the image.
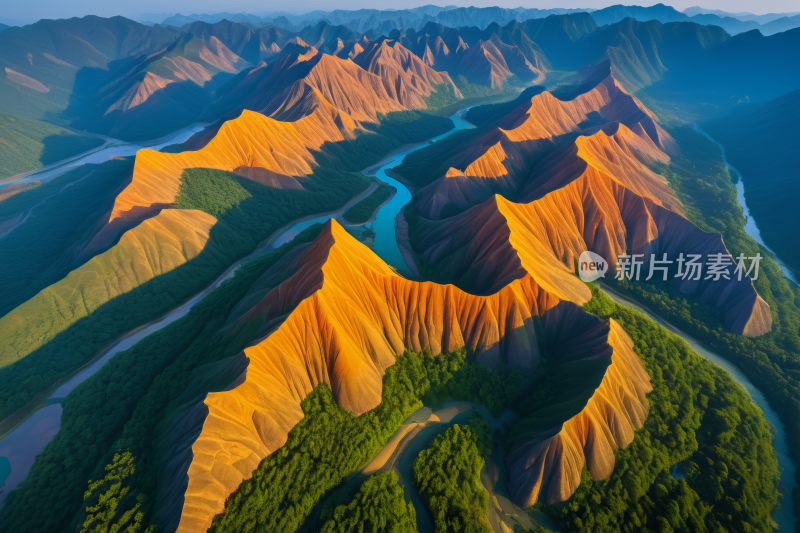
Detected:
[210,37,463,126]
[703,88,800,274]
[211,47,410,123]
[0,111,103,179]
[72,33,248,140]
[0,209,230,370]
[655,27,800,109]
[392,21,551,85]
[507,307,651,507]
[456,35,544,88]
[0,16,180,120]
[347,37,462,106]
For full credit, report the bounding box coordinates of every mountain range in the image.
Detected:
[400,69,770,337]
[144,5,800,36]
[0,7,797,533]
[2,11,798,146]
[1,55,772,533]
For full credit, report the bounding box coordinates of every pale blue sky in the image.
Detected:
[2,0,798,20]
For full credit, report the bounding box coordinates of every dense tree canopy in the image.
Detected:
[320,472,418,533]
[413,424,492,533]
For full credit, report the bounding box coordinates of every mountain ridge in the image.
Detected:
[162,219,650,533]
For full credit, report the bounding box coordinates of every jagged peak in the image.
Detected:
[298,219,397,282]
[287,36,309,47]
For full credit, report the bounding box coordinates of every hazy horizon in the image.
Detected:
[2,0,799,23]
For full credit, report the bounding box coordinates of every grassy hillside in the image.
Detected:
[0,159,132,317]
[0,111,103,179]
[0,163,368,420]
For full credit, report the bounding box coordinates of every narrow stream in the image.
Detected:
[694,125,798,284]
[598,281,796,532]
[272,106,477,272]
[0,106,476,508]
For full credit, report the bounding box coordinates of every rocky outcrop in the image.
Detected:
[455,35,544,88]
[349,38,463,107]
[104,72,174,115]
[219,44,457,124]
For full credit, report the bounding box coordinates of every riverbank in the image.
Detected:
[340,184,397,226]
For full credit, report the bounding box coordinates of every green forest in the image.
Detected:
[208,347,522,533]
[319,472,418,533]
[413,424,493,533]
[343,182,395,224]
[423,78,521,112]
[311,110,453,173]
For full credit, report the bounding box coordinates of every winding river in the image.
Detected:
[0,106,796,532]
[271,106,477,272]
